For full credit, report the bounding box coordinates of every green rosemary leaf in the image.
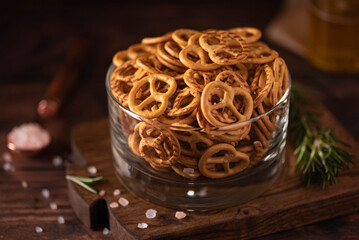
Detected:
[290,87,355,188]
[65,175,105,194]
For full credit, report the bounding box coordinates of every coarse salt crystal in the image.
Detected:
[145,209,157,219]
[88,166,97,174]
[175,211,187,219]
[35,226,43,233]
[113,189,120,196]
[50,202,58,210]
[118,197,129,207]
[3,163,14,172]
[99,190,106,196]
[137,223,148,229]
[102,227,111,235]
[52,155,63,167]
[58,216,65,224]
[183,168,194,175]
[2,152,12,162]
[8,123,50,150]
[41,188,50,199]
[21,181,28,189]
[110,202,119,208]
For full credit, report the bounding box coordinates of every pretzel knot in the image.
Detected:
[136,122,180,167]
[167,87,200,117]
[179,44,220,71]
[251,64,274,108]
[201,81,253,126]
[215,70,250,91]
[228,27,262,43]
[199,143,250,178]
[128,74,177,118]
[199,30,249,65]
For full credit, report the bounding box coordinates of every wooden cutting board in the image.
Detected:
[66,105,359,240]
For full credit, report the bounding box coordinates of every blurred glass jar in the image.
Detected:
[106,64,291,210]
[307,0,359,73]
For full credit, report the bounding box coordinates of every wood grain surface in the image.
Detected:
[1,0,359,239]
[67,103,359,240]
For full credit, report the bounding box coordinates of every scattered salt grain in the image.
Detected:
[110,202,119,208]
[52,155,63,167]
[88,166,97,174]
[7,123,50,150]
[197,187,208,197]
[58,216,65,224]
[41,188,50,199]
[3,162,15,172]
[145,209,157,219]
[175,211,187,219]
[21,181,28,189]
[137,223,148,229]
[113,189,120,196]
[99,190,106,196]
[183,168,194,175]
[118,197,129,207]
[102,227,111,235]
[2,152,12,162]
[35,226,43,233]
[50,202,58,210]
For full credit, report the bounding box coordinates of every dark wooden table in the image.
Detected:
[1,1,359,239]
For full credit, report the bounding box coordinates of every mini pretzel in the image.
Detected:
[183,69,214,92]
[158,108,197,125]
[229,27,262,43]
[128,43,156,60]
[251,64,274,108]
[179,44,220,71]
[232,63,249,81]
[157,54,187,73]
[110,76,133,105]
[215,70,250,91]
[175,154,199,168]
[112,50,130,67]
[173,123,214,157]
[251,141,268,164]
[199,30,249,65]
[172,163,200,179]
[137,122,180,167]
[199,143,250,179]
[141,31,173,45]
[157,43,186,68]
[272,57,289,99]
[188,32,203,46]
[128,127,141,157]
[201,81,253,126]
[167,87,200,117]
[243,42,279,64]
[164,40,182,59]
[128,74,177,118]
[112,60,147,82]
[214,122,252,143]
[172,29,199,48]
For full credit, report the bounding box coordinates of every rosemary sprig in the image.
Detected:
[66,175,104,194]
[289,87,355,188]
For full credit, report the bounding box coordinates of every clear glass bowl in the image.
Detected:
[106,64,291,210]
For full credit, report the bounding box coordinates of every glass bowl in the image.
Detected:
[106,64,291,210]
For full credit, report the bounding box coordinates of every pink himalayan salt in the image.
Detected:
[8,123,50,150]
[175,211,187,219]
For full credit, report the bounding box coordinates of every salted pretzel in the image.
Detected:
[251,141,268,165]
[173,123,214,157]
[128,74,177,118]
[243,42,279,64]
[201,81,253,126]
[158,108,197,125]
[137,122,180,167]
[199,143,250,178]
[110,76,133,105]
[232,63,249,81]
[141,31,173,45]
[250,64,274,108]
[172,29,199,48]
[272,57,289,99]
[199,30,249,65]
[112,50,130,67]
[112,60,147,82]
[175,154,199,168]
[157,42,185,68]
[229,27,262,43]
[128,43,156,60]
[157,53,187,73]
[167,87,200,117]
[215,70,250,91]
[183,69,215,92]
[164,40,182,59]
[179,44,221,71]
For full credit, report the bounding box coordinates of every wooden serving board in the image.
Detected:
[66,106,359,240]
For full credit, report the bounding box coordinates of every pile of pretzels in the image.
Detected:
[110,28,289,179]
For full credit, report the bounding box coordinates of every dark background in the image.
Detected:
[1,0,359,239]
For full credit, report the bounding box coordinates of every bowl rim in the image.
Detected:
[105,64,291,131]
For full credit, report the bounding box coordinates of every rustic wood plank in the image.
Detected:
[67,102,359,240]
